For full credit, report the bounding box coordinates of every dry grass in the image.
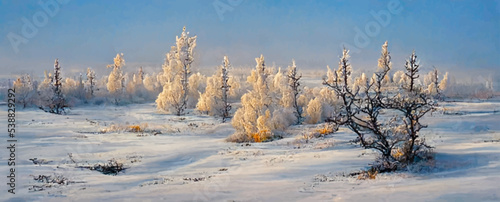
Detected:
[357,168,378,180]
[252,130,270,142]
[101,123,149,133]
[316,123,337,135]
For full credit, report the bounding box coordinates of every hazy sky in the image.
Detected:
[0,0,499,78]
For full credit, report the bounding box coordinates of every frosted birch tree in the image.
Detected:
[285,60,303,124]
[229,55,295,142]
[86,67,96,99]
[156,26,197,115]
[197,56,233,122]
[13,74,35,108]
[107,53,125,104]
[40,59,67,114]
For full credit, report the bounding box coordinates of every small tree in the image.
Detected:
[323,46,402,171]
[229,55,295,142]
[86,67,96,99]
[220,56,232,122]
[387,50,436,165]
[231,55,272,142]
[107,53,125,104]
[138,66,144,81]
[425,67,449,100]
[286,60,303,124]
[76,73,85,100]
[197,56,233,122]
[40,59,68,114]
[13,74,36,108]
[438,72,448,94]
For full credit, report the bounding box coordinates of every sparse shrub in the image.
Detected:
[77,159,126,175]
[357,167,378,180]
[29,174,75,192]
[324,42,436,172]
[101,123,149,133]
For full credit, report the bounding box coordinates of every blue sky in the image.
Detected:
[0,0,499,77]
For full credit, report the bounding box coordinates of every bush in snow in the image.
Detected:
[324,42,435,172]
[229,55,295,143]
[301,67,341,125]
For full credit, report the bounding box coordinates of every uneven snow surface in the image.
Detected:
[1,102,500,201]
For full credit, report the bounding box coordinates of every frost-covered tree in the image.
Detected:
[353,73,368,92]
[286,60,303,124]
[438,72,448,92]
[324,43,435,172]
[197,56,233,122]
[187,72,206,108]
[402,51,419,92]
[156,26,197,115]
[424,68,449,100]
[63,77,77,97]
[424,68,440,98]
[126,67,147,98]
[107,53,125,104]
[375,41,392,94]
[77,73,85,100]
[138,66,144,81]
[392,70,406,86]
[156,79,184,114]
[386,50,436,165]
[86,67,96,99]
[231,55,272,142]
[40,59,67,114]
[144,73,161,93]
[37,70,53,106]
[324,46,399,171]
[306,97,322,124]
[51,59,66,114]
[13,74,35,108]
[229,55,295,142]
[219,56,232,122]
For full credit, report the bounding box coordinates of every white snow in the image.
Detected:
[1,101,500,201]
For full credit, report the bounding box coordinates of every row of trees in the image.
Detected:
[11,26,452,172]
[12,54,159,112]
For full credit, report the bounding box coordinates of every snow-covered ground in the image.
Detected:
[1,101,500,201]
